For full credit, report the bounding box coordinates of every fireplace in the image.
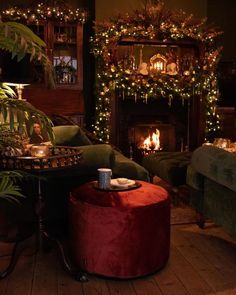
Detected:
[110,96,201,160]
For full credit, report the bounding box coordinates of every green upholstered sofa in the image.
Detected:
[52,125,149,182]
[186,145,236,236]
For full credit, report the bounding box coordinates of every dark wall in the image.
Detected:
[208,0,236,62]
[207,0,236,107]
[96,0,207,20]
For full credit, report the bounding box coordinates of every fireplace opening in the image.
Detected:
[111,98,192,160]
[128,122,176,162]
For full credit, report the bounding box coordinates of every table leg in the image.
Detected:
[0,241,22,279]
[36,177,45,251]
[0,232,34,280]
[36,177,88,281]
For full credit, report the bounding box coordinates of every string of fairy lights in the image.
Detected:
[91,1,223,143]
[0,2,86,24]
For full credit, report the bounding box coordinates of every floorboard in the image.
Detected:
[0,223,236,295]
[132,276,162,295]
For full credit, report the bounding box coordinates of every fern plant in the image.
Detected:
[0,171,25,204]
[0,20,55,141]
[0,83,54,142]
[0,20,55,203]
[0,20,55,87]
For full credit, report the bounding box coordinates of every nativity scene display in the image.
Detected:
[118,45,183,77]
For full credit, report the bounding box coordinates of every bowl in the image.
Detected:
[116,178,129,185]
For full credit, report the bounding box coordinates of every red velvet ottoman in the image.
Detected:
[68,180,170,279]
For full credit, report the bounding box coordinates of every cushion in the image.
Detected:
[112,150,150,181]
[52,125,92,146]
[78,144,115,176]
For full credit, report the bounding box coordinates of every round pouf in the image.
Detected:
[69,180,170,279]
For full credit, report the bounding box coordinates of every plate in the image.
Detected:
[93,180,141,192]
[111,179,136,187]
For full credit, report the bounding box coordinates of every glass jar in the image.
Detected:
[30,144,49,158]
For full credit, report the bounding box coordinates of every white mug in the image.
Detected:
[97,168,112,189]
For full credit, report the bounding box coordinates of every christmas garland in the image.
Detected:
[0,1,86,24]
[91,1,222,143]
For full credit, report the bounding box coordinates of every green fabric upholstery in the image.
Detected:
[112,150,150,181]
[77,144,115,176]
[186,165,204,191]
[52,125,92,146]
[187,146,236,236]
[52,125,149,181]
[204,178,236,235]
[142,151,192,186]
[191,146,236,192]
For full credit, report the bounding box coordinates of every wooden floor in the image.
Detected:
[0,222,236,295]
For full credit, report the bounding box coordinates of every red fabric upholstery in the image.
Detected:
[69,180,170,278]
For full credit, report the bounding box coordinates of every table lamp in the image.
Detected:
[4,82,30,100]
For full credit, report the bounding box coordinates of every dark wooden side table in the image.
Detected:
[0,146,87,281]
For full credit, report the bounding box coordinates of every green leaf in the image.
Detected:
[16,110,24,132]
[1,105,8,122]
[16,49,26,62]
[0,172,25,204]
[5,22,46,47]
[9,108,15,130]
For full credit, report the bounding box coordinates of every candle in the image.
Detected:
[30,145,49,157]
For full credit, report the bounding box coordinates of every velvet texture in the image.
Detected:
[187,146,236,236]
[69,181,170,278]
[112,150,150,181]
[191,146,236,192]
[53,125,92,146]
[142,152,192,186]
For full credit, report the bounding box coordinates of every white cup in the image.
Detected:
[97,168,112,189]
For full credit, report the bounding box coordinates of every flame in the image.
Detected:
[140,129,160,151]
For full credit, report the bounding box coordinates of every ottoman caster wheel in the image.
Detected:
[196,213,205,229]
[75,272,88,282]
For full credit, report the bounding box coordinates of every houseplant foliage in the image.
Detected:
[0,20,54,142]
[0,20,55,87]
[91,0,223,143]
[0,19,55,201]
[0,171,25,204]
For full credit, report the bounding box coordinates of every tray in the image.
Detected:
[0,146,82,171]
[93,180,141,192]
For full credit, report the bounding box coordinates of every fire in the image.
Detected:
[140,129,161,151]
